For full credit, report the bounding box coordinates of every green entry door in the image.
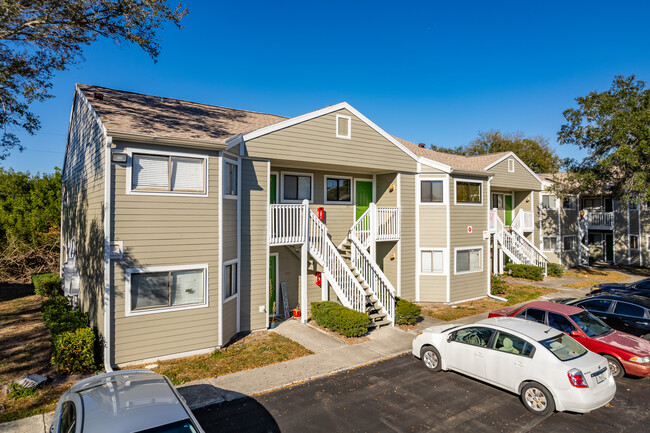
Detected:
[605,234,614,262]
[355,180,373,220]
[505,195,513,225]
[270,174,277,204]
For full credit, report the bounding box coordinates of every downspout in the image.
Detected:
[486,176,506,303]
[103,136,114,372]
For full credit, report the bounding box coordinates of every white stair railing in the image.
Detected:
[307,209,367,313]
[269,204,306,246]
[349,208,372,248]
[511,209,534,234]
[348,233,396,323]
[493,212,548,275]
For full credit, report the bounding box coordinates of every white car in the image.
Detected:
[412,317,616,416]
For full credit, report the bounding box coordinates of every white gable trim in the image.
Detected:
[225,102,452,173]
[484,152,543,184]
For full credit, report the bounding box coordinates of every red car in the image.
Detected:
[489,301,650,378]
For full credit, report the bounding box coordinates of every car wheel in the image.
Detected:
[420,346,441,372]
[642,334,650,341]
[520,382,555,416]
[604,355,624,378]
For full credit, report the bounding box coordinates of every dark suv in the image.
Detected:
[591,278,650,298]
[566,294,650,340]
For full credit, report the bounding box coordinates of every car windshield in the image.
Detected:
[136,419,198,433]
[539,334,587,361]
[570,310,612,337]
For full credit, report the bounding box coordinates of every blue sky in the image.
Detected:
[5,0,650,174]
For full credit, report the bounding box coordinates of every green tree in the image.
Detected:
[0,0,188,158]
[557,75,650,204]
[429,131,561,173]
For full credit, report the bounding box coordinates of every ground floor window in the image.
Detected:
[563,235,576,251]
[543,236,557,252]
[630,235,639,250]
[127,265,207,314]
[455,247,482,274]
[224,260,238,300]
[421,249,444,274]
[588,233,603,245]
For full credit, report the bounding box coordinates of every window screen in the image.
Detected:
[172,157,204,192]
[284,175,311,201]
[541,195,556,209]
[133,154,169,190]
[421,250,444,273]
[133,154,205,193]
[456,248,481,272]
[543,237,557,251]
[131,269,205,312]
[456,181,481,203]
[225,162,238,196]
[421,181,444,203]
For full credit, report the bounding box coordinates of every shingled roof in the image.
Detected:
[393,137,510,172]
[77,84,287,144]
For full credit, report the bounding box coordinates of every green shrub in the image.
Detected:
[42,295,70,323]
[505,263,544,281]
[395,298,421,325]
[51,327,95,374]
[31,273,61,297]
[42,295,87,336]
[491,274,508,295]
[311,301,370,337]
[547,263,564,278]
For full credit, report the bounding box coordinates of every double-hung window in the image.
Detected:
[541,195,556,209]
[132,153,205,194]
[455,247,482,273]
[563,235,576,251]
[563,196,576,210]
[283,173,312,202]
[421,250,444,274]
[421,180,444,203]
[128,266,207,314]
[224,261,238,300]
[326,177,351,203]
[224,160,238,197]
[543,236,557,252]
[491,193,504,209]
[456,181,481,204]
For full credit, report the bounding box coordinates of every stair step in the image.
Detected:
[370,311,387,320]
[368,319,391,328]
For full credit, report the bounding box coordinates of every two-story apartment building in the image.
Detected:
[61,84,644,367]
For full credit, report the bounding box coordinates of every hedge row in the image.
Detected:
[32,273,61,297]
[547,263,564,278]
[41,295,95,373]
[395,298,421,325]
[505,263,544,281]
[311,301,370,337]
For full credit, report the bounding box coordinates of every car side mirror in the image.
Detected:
[570,330,581,337]
[447,333,454,342]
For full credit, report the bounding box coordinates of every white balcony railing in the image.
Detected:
[511,210,534,234]
[585,211,614,229]
[269,204,306,245]
[377,207,400,241]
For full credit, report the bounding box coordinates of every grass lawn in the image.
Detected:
[149,332,313,386]
[563,280,604,289]
[0,285,87,423]
[424,284,557,322]
[564,268,628,281]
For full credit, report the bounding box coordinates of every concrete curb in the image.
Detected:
[0,412,53,433]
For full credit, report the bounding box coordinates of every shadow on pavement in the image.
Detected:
[194,397,280,433]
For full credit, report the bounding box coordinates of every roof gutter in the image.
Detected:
[103,135,114,372]
[108,130,228,151]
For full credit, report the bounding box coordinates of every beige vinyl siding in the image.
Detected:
[614,200,627,264]
[111,145,219,365]
[488,157,542,190]
[240,159,269,331]
[222,298,238,344]
[376,242,399,289]
[418,202,447,302]
[420,275,446,301]
[540,206,561,264]
[449,176,488,302]
[222,198,238,262]
[245,109,418,172]
[376,173,398,207]
[400,173,416,300]
[270,246,301,312]
[61,90,106,335]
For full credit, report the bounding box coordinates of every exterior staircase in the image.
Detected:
[490,210,548,275]
[269,200,398,327]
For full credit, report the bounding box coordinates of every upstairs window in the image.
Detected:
[336,115,351,139]
[491,193,504,209]
[224,161,238,197]
[541,195,556,209]
[132,153,205,194]
[456,181,482,204]
[282,173,312,202]
[563,196,577,210]
[583,198,602,209]
[421,180,444,203]
[629,201,639,210]
[326,177,351,203]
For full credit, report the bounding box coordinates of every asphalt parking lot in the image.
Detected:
[194,354,650,433]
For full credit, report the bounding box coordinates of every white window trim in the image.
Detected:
[223,259,239,303]
[223,158,239,200]
[563,235,576,251]
[453,246,483,275]
[491,193,505,210]
[323,174,353,205]
[125,264,209,317]
[540,193,558,210]
[419,247,448,276]
[508,159,515,172]
[125,147,209,197]
[630,234,639,250]
[647,235,650,252]
[419,175,448,206]
[280,171,314,204]
[336,114,351,139]
[542,236,559,252]
[453,178,483,206]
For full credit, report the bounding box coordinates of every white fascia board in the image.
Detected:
[225,133,244,149]
[417,157,452,173]
[484,152,543,185]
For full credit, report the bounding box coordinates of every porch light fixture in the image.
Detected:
[388,184,396,192]
[111,153,127,163]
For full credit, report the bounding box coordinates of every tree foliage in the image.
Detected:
[0,0,187,158]
[557,75,650,204]
[429,131,561,173]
